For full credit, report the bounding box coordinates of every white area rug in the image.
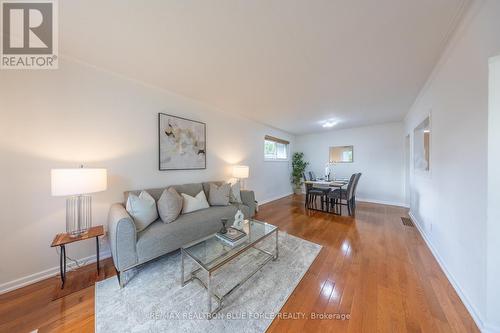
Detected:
[95,231,321,333]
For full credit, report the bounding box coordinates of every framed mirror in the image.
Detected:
[329,145,354,163]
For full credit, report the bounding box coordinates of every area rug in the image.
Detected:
[95,231,321,332]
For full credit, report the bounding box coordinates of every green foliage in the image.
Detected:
[291,152,309,188]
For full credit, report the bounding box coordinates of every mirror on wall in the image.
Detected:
[329,145,354,163]
[414,116,430,171]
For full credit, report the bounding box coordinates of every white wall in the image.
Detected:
[0,57,294,292]
[487,55,500,331]
[294,122,405,206]
[404,1,500,331]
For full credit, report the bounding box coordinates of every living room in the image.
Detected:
[1,0,500,332]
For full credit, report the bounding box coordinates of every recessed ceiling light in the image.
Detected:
[322,121,337,128]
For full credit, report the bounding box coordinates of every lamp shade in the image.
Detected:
[51,168,107,196]
[232,165,249,179]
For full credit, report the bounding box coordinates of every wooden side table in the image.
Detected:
[50,225,104,289]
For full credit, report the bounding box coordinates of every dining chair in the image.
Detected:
[304,172,330,211]
[327,173,356,216]
[303,173,311,208]
[308,171,317,181]
[351,173,362,213]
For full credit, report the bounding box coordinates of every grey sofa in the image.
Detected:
[107,181,256,286]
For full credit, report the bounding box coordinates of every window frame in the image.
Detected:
[264,135,290,162]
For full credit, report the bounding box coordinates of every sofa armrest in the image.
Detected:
[107,203,138,272]
[240,190,256,217]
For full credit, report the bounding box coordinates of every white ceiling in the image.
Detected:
[60,0,469,135]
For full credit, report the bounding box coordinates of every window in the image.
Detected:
[264,135,289,160]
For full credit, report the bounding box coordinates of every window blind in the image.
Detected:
[264,135,290,145]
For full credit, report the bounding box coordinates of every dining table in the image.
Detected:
[304,179,349,215]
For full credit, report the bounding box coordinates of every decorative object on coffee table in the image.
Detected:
[51,167,107,237]
[233,209,244,229]
[220,218,228,234]
[50,225,104,290]
[158,113,206,170]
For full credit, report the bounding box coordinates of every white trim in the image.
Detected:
[356,197,409,208]
[258,192,294,206]
[295,191,409,208]
[0,250,111,295]
[408,212,486,332]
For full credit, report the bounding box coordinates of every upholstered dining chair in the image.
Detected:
[327,173,357,216]
[304,172,330,211]
[350,173,362,213]
[308,171,317,181]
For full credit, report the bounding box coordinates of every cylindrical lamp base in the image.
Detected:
[66,195,92,237]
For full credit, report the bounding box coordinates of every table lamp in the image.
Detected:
[51,167,107,237]
[232,165,249,189]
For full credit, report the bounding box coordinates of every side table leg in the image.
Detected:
[96,236,100,276]
[60,245,66,289]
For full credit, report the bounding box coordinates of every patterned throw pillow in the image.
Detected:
[126,191,159,231]
[181,191,210,213]
[157,187,183,223]
[209,183,231,206]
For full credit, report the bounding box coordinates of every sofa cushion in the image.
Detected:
[171,183,204,197]
[125,191,158,232]
[136,205,239,262]
[182,191,209,213]
[209,183,230,206]
[157,187,183,223]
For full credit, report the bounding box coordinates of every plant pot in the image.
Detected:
[293,187,303,195]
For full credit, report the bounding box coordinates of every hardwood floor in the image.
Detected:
[0,195,479,332]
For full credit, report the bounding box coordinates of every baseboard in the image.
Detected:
[0,250,111,295]
[408,212,486,332]
[258,192,294,206]
[356,197,409,208]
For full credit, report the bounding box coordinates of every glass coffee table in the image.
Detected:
[181,219,278,316]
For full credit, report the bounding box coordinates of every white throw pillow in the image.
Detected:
[126,191,158,231]
[181,191,209,214]
[229,180,242,203]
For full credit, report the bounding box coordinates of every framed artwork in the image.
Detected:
[158,113,206,170]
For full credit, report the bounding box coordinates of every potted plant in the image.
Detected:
[291,152,309,194]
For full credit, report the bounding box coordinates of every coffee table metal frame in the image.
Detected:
[180,221,278,317]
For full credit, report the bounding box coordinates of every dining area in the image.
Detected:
[303,172,362,216]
